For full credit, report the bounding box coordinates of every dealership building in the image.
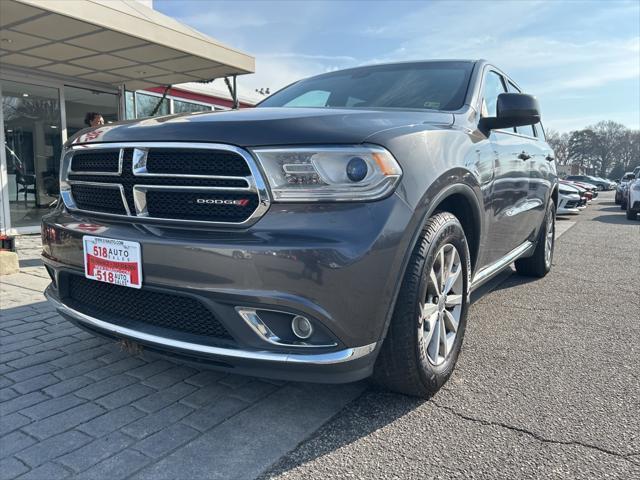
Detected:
[0,0,258,234]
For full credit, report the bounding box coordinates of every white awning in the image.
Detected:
[0,0,255,90]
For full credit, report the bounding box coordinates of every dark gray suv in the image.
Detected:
[42,60,558,396]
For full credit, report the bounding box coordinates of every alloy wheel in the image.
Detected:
[545,211,554,268]
[419,243,463,366]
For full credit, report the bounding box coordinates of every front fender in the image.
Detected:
[368,126,487,346]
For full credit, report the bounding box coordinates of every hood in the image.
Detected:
[559,184,581,194]
[68,107,453,147]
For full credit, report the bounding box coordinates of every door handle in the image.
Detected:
[518,152,531,161]
[545,155,555,162]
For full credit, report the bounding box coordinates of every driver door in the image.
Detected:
[481,70,531,264]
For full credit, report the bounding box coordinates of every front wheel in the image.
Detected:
[515,201,555,277]
[374,212,470,397]
[626,202,638,220]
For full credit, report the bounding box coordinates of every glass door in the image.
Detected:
[2,79,62,228]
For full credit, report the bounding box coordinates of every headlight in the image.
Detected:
[251,146,402,202]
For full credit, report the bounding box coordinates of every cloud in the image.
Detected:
[265,53,357,62]
[237,54,354,93]
[158,0,639,131]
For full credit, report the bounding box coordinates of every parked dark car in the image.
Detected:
[42,60,558,397]
[565,175,612,191]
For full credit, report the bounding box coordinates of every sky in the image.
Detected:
[155,0,640,133]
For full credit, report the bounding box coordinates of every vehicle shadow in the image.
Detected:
[597,206,624,213]
[591,214,633,225]
[467,266,547,299]
[19,258,44,268]
[260,388,427,479]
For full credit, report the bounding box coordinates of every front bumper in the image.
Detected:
[41,194,415,382]
[557,195,581,215]
[45,286,376,382]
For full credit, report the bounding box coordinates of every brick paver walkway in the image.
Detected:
[1,236,363,480]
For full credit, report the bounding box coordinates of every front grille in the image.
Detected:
[146,191,259,222]
[146,148,250,176]
[70,184,127,215]
[66,275,233,341]
[71,150,120,173]
[565,200,578,208]
[64,144,267,225]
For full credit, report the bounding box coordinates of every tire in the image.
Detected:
[614,194,621,205]
[515,201,555,278]
[373,212,470,397]
[626,203,637,220]
[621,198,627,210]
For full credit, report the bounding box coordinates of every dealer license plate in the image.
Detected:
[83,236,142,289]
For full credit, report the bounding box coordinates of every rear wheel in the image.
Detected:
[515,201,555,278]
[374,212,470,397]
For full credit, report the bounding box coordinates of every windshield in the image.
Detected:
[258,61,474,111]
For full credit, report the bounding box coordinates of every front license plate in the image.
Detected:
[83,236,142,289]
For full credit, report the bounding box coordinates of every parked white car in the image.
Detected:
[626,178,640,220]
[615,172,636,204]
[557,184,582,215]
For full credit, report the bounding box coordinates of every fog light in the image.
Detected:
[291,315,313,339]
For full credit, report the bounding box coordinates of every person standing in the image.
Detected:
[84,112,104,127]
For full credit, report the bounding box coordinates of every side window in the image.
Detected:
[506,81,535,137]
[481,71,507,118]
[534,122,545,140]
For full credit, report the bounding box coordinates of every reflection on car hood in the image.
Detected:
[68,107,454,148]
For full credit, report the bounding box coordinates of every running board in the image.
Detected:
[470,241,534,292]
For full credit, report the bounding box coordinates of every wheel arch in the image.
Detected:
[375,181,484,349]
[429,186,482,273]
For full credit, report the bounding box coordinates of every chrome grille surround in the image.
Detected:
[60,142,271,227]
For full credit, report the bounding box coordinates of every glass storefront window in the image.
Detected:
[2,79,62,228]
[64,86,118,137]
[135,92,169,118]
[125,91,135,119]
[173,99,211,114]
[123,91,217,120]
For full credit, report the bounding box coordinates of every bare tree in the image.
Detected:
[617,129,640,172]
[545,129,570,165]
[588,120,626,177]
[568,128,597,171]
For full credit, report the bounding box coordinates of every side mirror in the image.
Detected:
[480,93,541,131]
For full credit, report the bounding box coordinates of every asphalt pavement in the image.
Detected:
[262,192,640,480]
